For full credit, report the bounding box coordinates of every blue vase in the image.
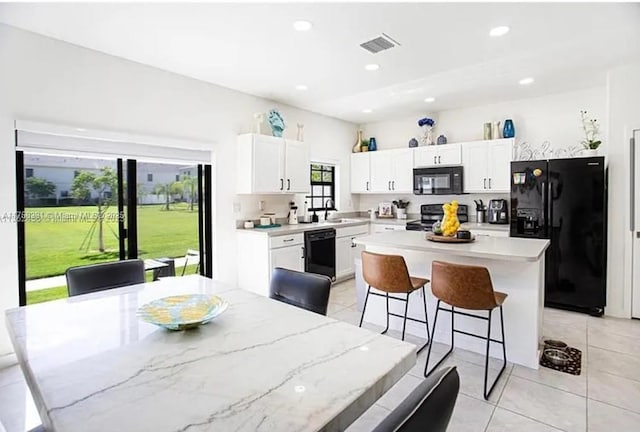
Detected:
[503,119,515,138]
[368,137,377,151]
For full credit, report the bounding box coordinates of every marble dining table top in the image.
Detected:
[5,275,416,432]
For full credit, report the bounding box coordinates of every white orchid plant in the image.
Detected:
[580,110,601,150]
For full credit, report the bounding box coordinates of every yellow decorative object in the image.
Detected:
[441,200,460,237]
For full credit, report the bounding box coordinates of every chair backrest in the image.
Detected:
[66,259,145,297]
[431,260,498,310]
[372,366,460,432]
[153,258,176,279]
[269,267,332,315]
[362,251,414,293]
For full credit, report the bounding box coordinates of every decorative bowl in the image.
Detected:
[137,294,228,331]
[543,348,571,366]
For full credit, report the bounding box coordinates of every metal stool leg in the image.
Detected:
[424,300,455,377]
[381,292,390,335]
[401,292,410,341]
[483,306,507,400]
[358,286,371,327]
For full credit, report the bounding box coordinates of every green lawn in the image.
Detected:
[25,204,199,280]
[27,264,201,305]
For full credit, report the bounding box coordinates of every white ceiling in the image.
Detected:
[1,2,639,124]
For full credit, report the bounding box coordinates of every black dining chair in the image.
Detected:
[269,267,332,315]
[372,366,460,432]
[65,259,145,297]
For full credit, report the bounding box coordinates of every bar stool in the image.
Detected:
[423,260,507,400]
[359,251,430,353]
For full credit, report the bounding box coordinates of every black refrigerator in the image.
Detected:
[510,157,607,315]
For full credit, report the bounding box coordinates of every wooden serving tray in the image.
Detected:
[426,233,475,243]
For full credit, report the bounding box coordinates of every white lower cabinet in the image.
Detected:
[335,225,369,280]
[372,223,406,234]
[270,244,304,273]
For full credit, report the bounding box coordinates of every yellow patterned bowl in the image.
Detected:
[137,294,228,330]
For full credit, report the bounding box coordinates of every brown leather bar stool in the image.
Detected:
[423,260,507,400]
[359,251,431,353]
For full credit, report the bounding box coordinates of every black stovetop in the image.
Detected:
[405,203,469,231]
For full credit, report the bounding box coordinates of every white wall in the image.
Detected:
[0,24,356,355]
[605,62,640,318]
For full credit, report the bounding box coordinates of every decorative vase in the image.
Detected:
[503,119,515,138]
[437,135,447,145]
[422,126,434,145]
[408,138,419,148]
[483,122,492,140]
[268,109,285,137]
[352,130,363,153]
[492,121,501,139]
[296,123,304,141]
[368,137,377,151]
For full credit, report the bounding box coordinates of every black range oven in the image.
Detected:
[413,166,463,195]
[304,228,336,280]
[406,204,469,231]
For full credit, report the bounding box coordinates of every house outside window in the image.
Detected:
[309,164,335,211]
[147,173,153,182]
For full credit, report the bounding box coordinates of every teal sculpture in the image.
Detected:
[268,109,286,137]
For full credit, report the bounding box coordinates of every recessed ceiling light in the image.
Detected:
[519,77,535,85]
[489,26,510,37]
[424,97,436,103]
[364,64,380,71]
[295,84,308,91]
[293,20,312,31]
[75,128,86,132]
[362,109,373,113]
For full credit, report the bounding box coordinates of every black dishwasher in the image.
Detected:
[304,228,336,280]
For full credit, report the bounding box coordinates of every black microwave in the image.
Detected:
[413,166,464,195]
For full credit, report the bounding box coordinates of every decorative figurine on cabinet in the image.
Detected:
[268,109,286,137]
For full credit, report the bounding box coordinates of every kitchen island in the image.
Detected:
[354,231,550,369]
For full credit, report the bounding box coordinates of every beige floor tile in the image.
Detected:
[588,369,640,414]
[498,375,586,432]
[327,301,349,315]
[0,379,41,432]
[447,393,495,432]
[487,407,564,431]
[588,346,640,382]
[587,315,640,340]
[588,326,640,356]
[330,307,362,326]
[375,373,423,411]
[511,362,586,396]
[344,404,390,432]
[587,399,640,432]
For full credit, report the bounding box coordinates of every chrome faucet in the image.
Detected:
[324,198,335,221]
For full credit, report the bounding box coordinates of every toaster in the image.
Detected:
[487,199,509,224]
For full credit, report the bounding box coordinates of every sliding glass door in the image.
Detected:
[15,150,212,306]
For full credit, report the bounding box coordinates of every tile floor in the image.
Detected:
[1,279,640,431]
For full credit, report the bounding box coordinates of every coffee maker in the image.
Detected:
[487,199,508,224]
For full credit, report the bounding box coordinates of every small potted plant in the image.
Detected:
[580,110,602,156]
[392,199,410,219]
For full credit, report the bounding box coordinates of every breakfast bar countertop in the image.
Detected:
[354,230,550,262]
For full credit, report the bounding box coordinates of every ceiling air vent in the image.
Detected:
[360,33,401,54]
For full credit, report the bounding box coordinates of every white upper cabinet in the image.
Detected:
[461,139,514,193]
[237,134,310,194]
[350,153,371,193]
[368,149,413,193]
[414,144,461,167]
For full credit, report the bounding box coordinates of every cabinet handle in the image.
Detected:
[433,155,437,165]
[366,181,369,191]
[301,246,305,259]
[351,237,356,248]
[438,155,441,164]
[392,180,395,190]
[488,178,492,189]
[287,179,291,190]
[388,181,391,190]
[283,238,294,243]
[385,227,394,230]
[280,179,284,190]
[483,178,487,189]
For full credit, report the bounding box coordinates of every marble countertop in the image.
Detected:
[6,275,415,432]
[461,222,510,232]
[237,218,372,236]
[354,231,549,262]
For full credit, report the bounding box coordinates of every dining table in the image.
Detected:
[5,275,416,431]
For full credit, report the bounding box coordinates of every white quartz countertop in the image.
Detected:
[237,218,372,236]
[354,231,549,262]
[6,275,415,432]
[461,222,510,232]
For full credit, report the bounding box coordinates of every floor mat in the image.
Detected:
[539,347,582,375]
